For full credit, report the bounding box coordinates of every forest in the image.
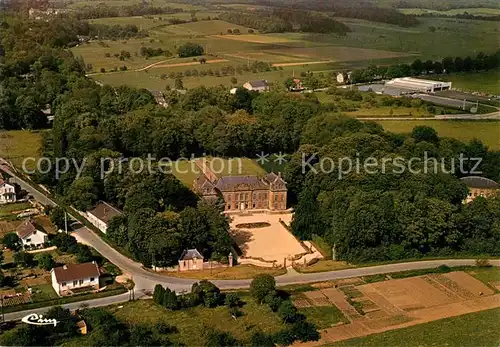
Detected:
[219,9,351,35]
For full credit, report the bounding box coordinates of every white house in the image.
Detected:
[0,179,16,204]
[243,80,269,92]
[86,201,122,234]
[51,262,100,296]
[16,219,48,250]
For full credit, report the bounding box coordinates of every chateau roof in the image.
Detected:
[460,176,499,189]
[215,175,269,191]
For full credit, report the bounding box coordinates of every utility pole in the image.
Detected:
[64,211,68,234]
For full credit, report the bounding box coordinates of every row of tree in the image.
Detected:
[349,51,500,84]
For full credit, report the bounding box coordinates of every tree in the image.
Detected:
[225,292,241,308]
[174,77,184,90]
[65,176,98,211]
[76,244,93,263]
[227,29,233,34]
[14,251,35,268]
[192,280,221,307]
[38,253,54,270]
[230,77,238,85]
[250,274,276,303]
[289,320,320,342]
[51,233,78,253]
[205,329,239,347]
[199,57,207,64]
[177,42,204,58]
[153,284,165,304]
[277,300,301,323]
[284,77,295,91]
[411,125,439,144]
[251,331,275,347]
[2,233,21,251]
[162,288,179,310]
[49,206,66,230]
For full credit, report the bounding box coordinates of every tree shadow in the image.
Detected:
[230,229,254,255]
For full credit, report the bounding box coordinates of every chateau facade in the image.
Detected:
[194,172,287,212]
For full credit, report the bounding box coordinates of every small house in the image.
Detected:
[178,249,204,271]
[243,80,269,93]
[51,262,100,296]
[86,201,122,234]
[0,179,16,204]
[16,219,48,250]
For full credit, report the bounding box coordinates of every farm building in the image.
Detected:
[243,80,270,92]
[86,201,122,234]
[51,262,100,296]
[385,77,452,93]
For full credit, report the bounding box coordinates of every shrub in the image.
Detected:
[250,331,274,347]
[289,320,320,342]
[153,284,165,304]
[264,292,283,312]
[162,288,179,310]
[225,292,241,308]
[177,42,204,58]
[205,329,239,347]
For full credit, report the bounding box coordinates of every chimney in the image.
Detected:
[63,265,67,270]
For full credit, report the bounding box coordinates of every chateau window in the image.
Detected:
[227,195,231,201]
[235,193,239,200]
[73,280,78,286]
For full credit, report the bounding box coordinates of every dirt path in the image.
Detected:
[134,57,177,71]
[152,59,228,68]
[272,60,333,67]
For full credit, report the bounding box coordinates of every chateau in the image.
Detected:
[194,172,287,212]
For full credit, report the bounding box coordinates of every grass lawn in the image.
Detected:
[0,130,42,170]
[430,69,500,95]
[106,298,285,346]
[299,306,349,329]
[295,260,353,273]
[31,283,59,302]
[467,267,500,290]
[170,157,266,187]
[375,120,500,149]
[331,307,500,347]
[0,202,31,214]
[163,264,286,280]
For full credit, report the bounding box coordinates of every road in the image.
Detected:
[1,161,499,322]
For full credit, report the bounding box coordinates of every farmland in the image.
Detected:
[71,10,500,91]
[0,130,43,170]
[333,307,500,347]
[375,120,500,149]
[398,7,500,16]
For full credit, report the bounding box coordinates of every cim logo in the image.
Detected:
[21,313,59,327]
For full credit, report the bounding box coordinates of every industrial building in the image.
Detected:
[385,77,452,93]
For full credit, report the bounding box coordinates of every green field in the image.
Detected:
[74,11,500,90]
[71,298,285,346]
[299,306,349,329]
[430,69,500,94]
[332,308,500,347]
[0,130,42,170]
[375,120,500,149]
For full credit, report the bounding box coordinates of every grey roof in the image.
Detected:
[248,80,268,88]
[460,176,499,189]
[215,176,269,191]
[179,249,204,261]
[87,201,122,225]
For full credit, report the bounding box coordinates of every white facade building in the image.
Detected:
[385,77,452,93]
[51,262,100,296]
[16,219,48,249]
[0,180,16,204]
[86,201,122,234]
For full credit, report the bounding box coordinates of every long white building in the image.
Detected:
[385,77,452,93]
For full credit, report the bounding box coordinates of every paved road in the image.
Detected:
[2,161,499,322]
